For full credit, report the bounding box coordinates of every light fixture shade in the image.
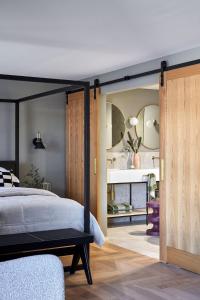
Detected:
[129,117,138,126]
[33,132,45,149]
[146,120,154,128]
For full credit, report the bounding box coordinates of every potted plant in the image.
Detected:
[21,164,44,189]
[127,131,142,168]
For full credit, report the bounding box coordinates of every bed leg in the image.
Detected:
[80,243,93,285]
[70,246,80,274]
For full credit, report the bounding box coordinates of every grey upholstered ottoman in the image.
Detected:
[0,255,65,300]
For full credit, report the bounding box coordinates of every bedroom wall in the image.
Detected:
[0,103,15,160]
[0,82,66,197]
[19,95,66,197]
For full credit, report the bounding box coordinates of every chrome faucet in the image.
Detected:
[107,157,116,168]
[152,156,160,168]
[107,158,113,163]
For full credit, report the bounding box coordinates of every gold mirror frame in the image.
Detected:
[135,104,159,150]
[106,102,125,150]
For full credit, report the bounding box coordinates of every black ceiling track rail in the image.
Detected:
[94,78,100,100]
[167,58,200,71]
[98,68,161,88]
[160,61,167,87]
[66,58,200,94]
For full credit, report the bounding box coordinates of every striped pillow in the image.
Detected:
[11,173,20,187]
[0,172,4,187]
[0,168,20,187]
[0,171,13,187]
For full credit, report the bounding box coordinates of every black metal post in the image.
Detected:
[15,102,19,177]
[84,83,90,234]
[146,182,149,225]
[94,79,100,100]
[160,61,167,87]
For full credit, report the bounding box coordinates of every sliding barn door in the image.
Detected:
[66,89,99,217]
[160,64,200,273]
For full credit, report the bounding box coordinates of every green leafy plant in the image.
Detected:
[127,131,142,153]
[21,164,44,189]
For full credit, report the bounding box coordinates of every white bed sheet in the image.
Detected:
[0,187,104,246]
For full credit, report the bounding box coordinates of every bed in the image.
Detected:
[0,254,65,300]
[0,160,104,285]
[0,74,95,284]
[0,187,104,246]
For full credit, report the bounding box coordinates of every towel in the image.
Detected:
[107,202,132,214]
[146,173,157,199]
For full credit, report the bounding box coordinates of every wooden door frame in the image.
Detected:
[159,82,167,262]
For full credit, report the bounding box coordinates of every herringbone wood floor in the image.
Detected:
[63,243,200,300]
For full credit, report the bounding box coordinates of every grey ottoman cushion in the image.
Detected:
[0,255,65,300]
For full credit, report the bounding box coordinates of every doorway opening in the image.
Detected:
[106,83,160,259]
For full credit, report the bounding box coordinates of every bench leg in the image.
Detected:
[70,246,80,274]
[80,244,93,285]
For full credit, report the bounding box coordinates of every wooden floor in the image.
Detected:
[64,243,200,300]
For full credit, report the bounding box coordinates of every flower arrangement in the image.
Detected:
[127,131,142,153]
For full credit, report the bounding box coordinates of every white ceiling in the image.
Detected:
[0,0,200,80]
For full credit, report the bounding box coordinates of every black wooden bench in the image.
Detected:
[0,228,94,285]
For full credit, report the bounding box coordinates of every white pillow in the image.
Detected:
[0,167,7,172]
[11,174,20,185]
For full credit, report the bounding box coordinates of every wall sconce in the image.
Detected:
[33,132,45,149]
[146,119,159,132]
[129,117,138,126]
[153,120,159,133]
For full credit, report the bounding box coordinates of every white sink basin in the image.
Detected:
[107,168,159,184]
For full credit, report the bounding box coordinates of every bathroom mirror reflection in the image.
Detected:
[106,102,125,149]
[135,104,159,149]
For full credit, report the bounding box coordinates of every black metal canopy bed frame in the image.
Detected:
[0,74,93,284]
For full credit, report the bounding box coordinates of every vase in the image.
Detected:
[132,152,141,169]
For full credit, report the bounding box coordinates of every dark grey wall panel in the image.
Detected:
[0,103,15,160]
[20,95,66,196]
[0,81,66,196]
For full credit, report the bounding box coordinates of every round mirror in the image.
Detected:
[135,104,159,149]
[106,102,125,149]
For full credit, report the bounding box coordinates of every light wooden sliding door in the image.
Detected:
[66,89,99,217]
[160,64,200,273]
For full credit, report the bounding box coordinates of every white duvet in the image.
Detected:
[0,187,105,246]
